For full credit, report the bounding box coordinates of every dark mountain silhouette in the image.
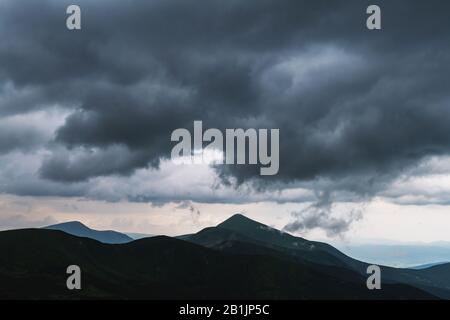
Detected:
[1,214,449,299]
[43,221,133,244]
[0,228,435,299]
[192,214,361,268]
[185,214,450,299]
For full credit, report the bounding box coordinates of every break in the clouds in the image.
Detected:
[1,0,450,235]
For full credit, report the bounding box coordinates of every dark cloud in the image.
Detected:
[0,0,450,210]
[176,201,201,218]
[0,125,45,153]
[284,189,363,237]
[39,145,150,182]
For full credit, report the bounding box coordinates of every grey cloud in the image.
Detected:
[284,190,363,237]
[39,145,150,182]
[0,126,45,153]
[284,209,362,238]
[0,0,449,215]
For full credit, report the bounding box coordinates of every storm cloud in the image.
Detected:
[1,0,450,234]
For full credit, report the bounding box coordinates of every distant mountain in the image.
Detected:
[43,221,133,244]
[411,262,449,270]
[0,229,435,299]
[125,232,155,240]
[337,244,450,268]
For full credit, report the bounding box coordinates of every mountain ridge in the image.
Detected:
[0,214,448,299]
[185,213,450,299]
[0,228,436,299]
[43,221,133,244]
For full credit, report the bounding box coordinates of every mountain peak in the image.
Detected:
[47,221,89,229]
[224,213,252,222]
[215,213,316,251]
[43,221,133,244]
[218,213,277,233]
[218,213,260,228]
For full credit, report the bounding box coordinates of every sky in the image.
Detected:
[1,0,450,244]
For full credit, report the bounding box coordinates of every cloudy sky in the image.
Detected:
[1,0,450,244]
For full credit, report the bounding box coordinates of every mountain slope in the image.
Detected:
[185,214,450,299]
[186,225,350,268]
[411,262,449,270]
[0,229,435,299]
[125,232,155,240]
[193,214,366,270]
[43,221,133,244]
